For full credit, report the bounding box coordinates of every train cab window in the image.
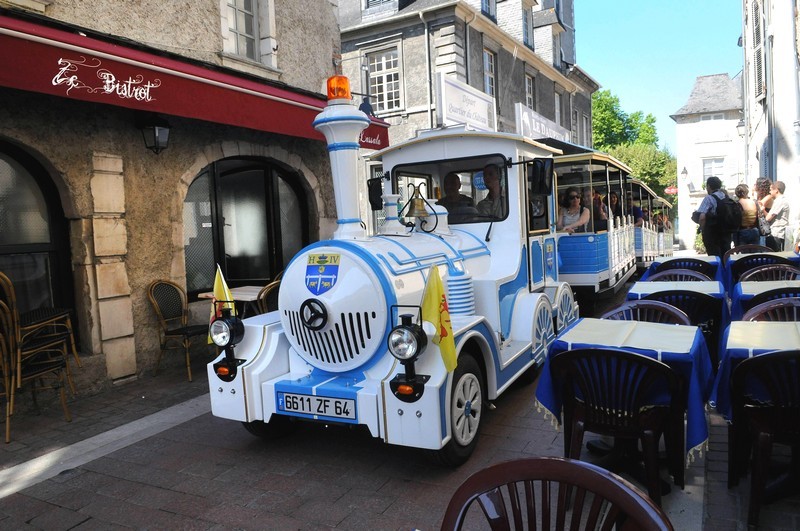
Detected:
[392,156,508,224]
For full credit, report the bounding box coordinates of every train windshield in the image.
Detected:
[392,155,509,224]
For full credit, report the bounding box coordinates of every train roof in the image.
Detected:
[368,125,562,161]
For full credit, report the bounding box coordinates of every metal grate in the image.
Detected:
[285,309,378,367]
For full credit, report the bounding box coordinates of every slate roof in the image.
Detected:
[671,73,742,118]
[341,0,453,31]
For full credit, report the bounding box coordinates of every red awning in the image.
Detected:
[0,14,388,149]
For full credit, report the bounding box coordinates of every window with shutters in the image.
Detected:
[752,0,765,100]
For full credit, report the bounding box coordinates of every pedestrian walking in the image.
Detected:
[762,180,790,251]
[732,184,759,246]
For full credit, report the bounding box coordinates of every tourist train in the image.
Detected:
[206,75,671,465]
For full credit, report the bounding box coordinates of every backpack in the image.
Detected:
[711,194,743,233]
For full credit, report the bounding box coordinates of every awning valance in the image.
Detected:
[0,14,388,149]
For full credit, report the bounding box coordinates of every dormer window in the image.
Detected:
[482,0,497,21]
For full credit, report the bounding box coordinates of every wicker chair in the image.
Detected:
[600,300,691,325]
[646,269,712,282]
[441,456,674,531]
[722,244,773,265]
[652,258,715,278]
[0,300,71,443]
[147,280,209,381]
[738,264,800,282]
[730,350,800,526]
[741,297,800,321]
[550,348,685,506]
[256,280,281,314]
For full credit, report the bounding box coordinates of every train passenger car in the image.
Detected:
[550,151,638,307]
[627,179,674,269]
[206,76,579,466]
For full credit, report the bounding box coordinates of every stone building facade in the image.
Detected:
[339,0,597,152]
[0,0,387,390]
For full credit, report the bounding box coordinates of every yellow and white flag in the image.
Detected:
[208,264,235,343]
[421,265,457,372]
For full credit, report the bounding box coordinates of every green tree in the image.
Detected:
[592,90,677,215]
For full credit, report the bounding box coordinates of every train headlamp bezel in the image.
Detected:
[387,318,427,362]
[209,311,244,348]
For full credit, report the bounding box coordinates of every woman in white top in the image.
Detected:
[557,187,590,234]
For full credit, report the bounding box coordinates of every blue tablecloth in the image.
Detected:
[711,321,800,419]
[536,318,714,462]
[729,280,800,320]
[640,255,722,282]
[723,251,800,292]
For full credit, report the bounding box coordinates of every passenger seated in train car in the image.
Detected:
[476,163,507,218]
[582,188,608,232]
[557,187,590,234]
[626,193,645,227]
[436,172,478,223]
[608,191,623,221]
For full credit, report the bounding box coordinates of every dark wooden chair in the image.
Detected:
[147,280,209,381]
[550,348,685,506]
[642,290,720,369]
[652,258,715,278]
[739,263,800,282]
[646,269,712,282]
[742,297,800,321]
[441,456,674,531]
[730,349,800,527]
[730,254,795,285]
[256,280,281,314]
[742,288,800,316]
[722,244,773,265]
[0,300,71,443]
[600,300,691,326]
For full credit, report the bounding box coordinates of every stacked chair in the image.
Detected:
[0,287,72,443]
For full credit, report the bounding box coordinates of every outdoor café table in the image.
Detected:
[198,285,264,318]
[710,320,800,420]
[729,280,800,320]
[535,317,714,462]
[640,254,722,282]
[723,250,800,291]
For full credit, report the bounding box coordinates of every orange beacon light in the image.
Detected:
[327,75,351,101]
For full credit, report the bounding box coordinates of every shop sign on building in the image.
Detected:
[515,104,570,142]
[435,72,496,132]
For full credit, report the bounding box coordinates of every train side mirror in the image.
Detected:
[367,176,384,211]
[527,158,553,195]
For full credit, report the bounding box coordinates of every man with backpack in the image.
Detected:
[694,176,737,256]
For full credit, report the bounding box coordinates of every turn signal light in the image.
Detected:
[216,365,231,377]
[327,75,351,101]
[396,384,414,395]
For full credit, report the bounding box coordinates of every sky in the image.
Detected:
[574,0,744,152]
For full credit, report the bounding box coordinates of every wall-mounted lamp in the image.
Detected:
[736,118,746,138]
[136,113,171,154]
[680,167,688,180]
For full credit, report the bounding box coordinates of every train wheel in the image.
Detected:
[242,415,297,440]
[518,298,553,385]
[556,285,578,333]
[432,355,484,467]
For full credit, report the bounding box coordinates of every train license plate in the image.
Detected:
[278,392,356,420]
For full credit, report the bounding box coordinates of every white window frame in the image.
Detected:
[366,46,403,113]
[525,74,536,110]
[702,157,725,179]
[483,49,497,98]
[522,8,534,49]
[582,113,590,146]
[554,92,562,126]
[226,0,259,61]
[221,0,278,72]
[700,113,724,121]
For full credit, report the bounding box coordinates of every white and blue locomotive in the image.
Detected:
[207,77,579,465]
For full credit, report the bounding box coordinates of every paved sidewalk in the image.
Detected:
[1,284,798,528]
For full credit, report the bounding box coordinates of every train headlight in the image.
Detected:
[388,315,427,362]
[210,312,244,348]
